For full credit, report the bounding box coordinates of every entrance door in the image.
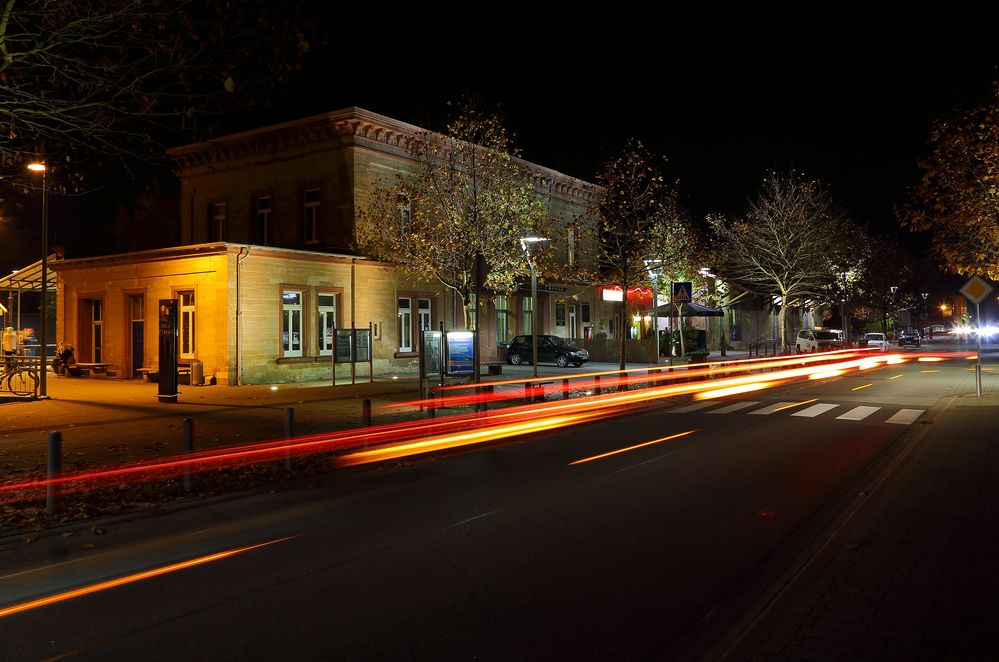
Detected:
[568,305,577,339]
[130,294,144,378]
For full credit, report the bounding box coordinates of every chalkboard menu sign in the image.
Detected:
[335,329,353,364]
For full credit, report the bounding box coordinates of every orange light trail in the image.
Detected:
[809,369,845,380]
[918,357,944,362]
[569,430,696,465]
[851,383,873,391]
[772,399,818,413]
[0,537,294,619]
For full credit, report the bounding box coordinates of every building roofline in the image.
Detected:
[51,243,372,270]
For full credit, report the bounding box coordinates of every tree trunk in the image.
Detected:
[618,298,628,370]
[778,304,788,349]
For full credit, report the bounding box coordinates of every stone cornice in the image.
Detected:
[168,108,599,203]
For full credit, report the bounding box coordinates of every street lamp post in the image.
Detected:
[520,237,548,378]
[644,259,662,364]
[920,292,929,338]
[27,162,48,397]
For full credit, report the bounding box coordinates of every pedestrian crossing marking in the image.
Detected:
[670,402,716,413]
[707,401,760,414]
[792,403,839,418]
[668,400,925,425]
[836,406,881,421]
[885,409,924,425]
[749,402,797,415]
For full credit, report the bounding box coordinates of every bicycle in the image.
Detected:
[1,355,39,396]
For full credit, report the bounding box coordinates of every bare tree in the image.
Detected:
[357,102,551,331]
[710,171,851,347]
[0,0,318,182]
[594,139,695,369]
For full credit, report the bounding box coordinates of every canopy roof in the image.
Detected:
[0,256,59,293]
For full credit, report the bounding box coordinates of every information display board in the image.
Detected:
[354,329,371,363]
[446,331,474,375]
[334,329,353,364]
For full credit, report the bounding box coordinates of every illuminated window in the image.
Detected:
[304,189,320,243]
[418,298,432,332]
[495,295,510,343]
[209,202,226,241]
[318,293,336,356]
[521,296,533,334]
[92,299,103,362]
[398,298,413,352]
[282,290,303,357]
[255,196,271,245]
[397,193,411,235]
[178,291,196,358]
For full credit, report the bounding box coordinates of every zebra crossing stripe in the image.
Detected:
[885,409,924,425]
[670,402,716,413]
[749,402,798,415]
[707,401,761,414]
[792,403,839,418]
[836,406,881,421]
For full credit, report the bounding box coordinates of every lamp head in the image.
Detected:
[27,162,46,172]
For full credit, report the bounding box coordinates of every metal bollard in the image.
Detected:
[594,375,601,396]
[183,418,194,492]
[284,407,294,469]
[362,399,372,427]
[427,391,435,418]
[482,385,492,412]
[47,431,62,515]
[563,378,570,400]
[524,382,532,404]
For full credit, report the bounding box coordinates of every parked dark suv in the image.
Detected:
[897,329,921,347]
[506,335,589,367]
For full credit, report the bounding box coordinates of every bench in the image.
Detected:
[137,366,191,383]
[484,362,503,375]
[76,362,112,378]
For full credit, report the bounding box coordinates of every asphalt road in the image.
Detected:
[0,352,980,660]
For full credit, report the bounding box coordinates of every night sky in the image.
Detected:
[3,14,999,278]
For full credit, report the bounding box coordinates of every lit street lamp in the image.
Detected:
[27,162,48,397]
[520,237,548,378]
[644,259,663,364]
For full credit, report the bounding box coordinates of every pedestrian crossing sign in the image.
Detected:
[672,282,692,303]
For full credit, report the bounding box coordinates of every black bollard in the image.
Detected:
[47,431,62,515]
[362,399,372,427]
[563,378,570,400]
[594,375,601,396]
[427,391,435,418]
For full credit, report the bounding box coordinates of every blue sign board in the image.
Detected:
[446,331,475,375]
[672,281,693,303]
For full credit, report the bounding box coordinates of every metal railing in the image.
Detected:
[0,355,40,397]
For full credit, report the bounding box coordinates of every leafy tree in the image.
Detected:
[357,103,551,331]
[710,171,852,346]
[853,233,913,335]
[593,139,695,368]
[899,84,999,278]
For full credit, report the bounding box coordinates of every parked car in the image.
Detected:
[863,332,889,351]
[795,329,844,353]
[506,335,589,367]
[897,329,921,347]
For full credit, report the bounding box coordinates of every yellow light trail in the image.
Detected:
[809,369,845,380]
[918,357,944,362]
[0,537,294,619]
[889,374,903,380]
[851,383,873,391]
[772,398,818,413]
[920,370,940,373]
[569,430,697,465]
[693,382,773,400]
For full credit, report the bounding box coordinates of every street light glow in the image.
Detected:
[26,162,46,172]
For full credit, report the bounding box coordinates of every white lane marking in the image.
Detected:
[792,403,840,418]
[707,401,761,414]
[749,402,797,415]
[885,409,925,425]
[836,406,881,421]
[670,402,716,413]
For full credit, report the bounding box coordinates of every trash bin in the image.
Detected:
[191,360,205,386]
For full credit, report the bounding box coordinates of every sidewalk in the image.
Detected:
[705,387,999,660]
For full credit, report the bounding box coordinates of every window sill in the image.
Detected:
[276,356,319,365]
[394,351,418,358]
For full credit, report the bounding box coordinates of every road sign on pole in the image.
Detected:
[672,282,692,303]
[959,275,993,305]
